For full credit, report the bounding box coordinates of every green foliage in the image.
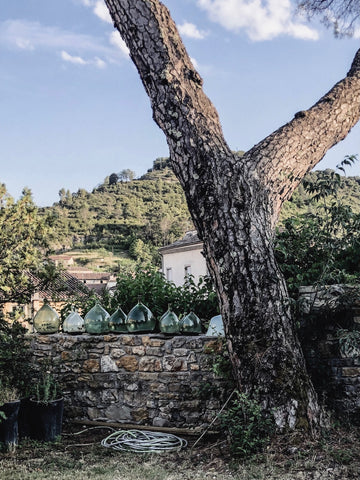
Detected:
[45,158,360,278]
[32,370,60,404]
[46,160,192,262]
[204,337,233,380]
[198,339,234,400]
[275,155,360,295]
[219,391,274,458]
[65,266,219,324]
[0,313,34,396]
[110,267,219,322]
[337,328,360,358]
[0,186,50,303]
[0,381,19,405]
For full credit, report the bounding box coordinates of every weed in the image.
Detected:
[337,328,360,358]
[219,391,274,458]
[33,371,60,403]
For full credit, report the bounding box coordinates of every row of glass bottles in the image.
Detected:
[33,301,202,335]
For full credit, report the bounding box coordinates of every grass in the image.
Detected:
[63,248,135,272]
[0,423,360,480]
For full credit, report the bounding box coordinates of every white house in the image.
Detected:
[159,231,207,286]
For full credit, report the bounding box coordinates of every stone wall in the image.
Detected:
[30,333,230,430]
[299,285,360,423]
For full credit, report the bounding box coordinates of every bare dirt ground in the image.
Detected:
[0,422,359,480]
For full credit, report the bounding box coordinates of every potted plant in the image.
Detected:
[0,382,20,452]
[27,370,64,442]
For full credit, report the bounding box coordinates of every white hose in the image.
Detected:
[101,429,187,453]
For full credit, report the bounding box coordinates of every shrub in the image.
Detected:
[0,313,34,396]
[219,391,274,458]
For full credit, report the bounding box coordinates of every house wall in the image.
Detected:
[161,245,207,286]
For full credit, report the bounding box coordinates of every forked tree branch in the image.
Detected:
[105,0,360,217]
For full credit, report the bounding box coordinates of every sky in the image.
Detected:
[0,0,359,207]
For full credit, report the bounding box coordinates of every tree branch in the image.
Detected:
[251,48,360,208]
[105,0,360,226]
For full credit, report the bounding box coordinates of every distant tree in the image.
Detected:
[129,238,153,264]
[65,189,72,204]
[75,188,88,199]
[58,188,66,204]
[118,169,135,182]
[298,0,360,36]
[153,157,170,171]
[109,173,119,185]
[0,187,49,305]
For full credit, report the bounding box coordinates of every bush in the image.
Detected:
[109,266,219,323]
[61,266,219,328]
[219,391,274,458]
[0,313,34,396]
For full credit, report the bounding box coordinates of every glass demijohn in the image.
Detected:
[33,304,60,334]
[84,303,110,334]
[62,310,85,334]
[108,307,127,333]
[179,311,202,334]
[205,314,224,336]
[126,301,156,333]
[159,308,179,334]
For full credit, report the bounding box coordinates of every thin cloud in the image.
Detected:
[61,50,87,65]
[61,50,107,68]
[94,1,112,24]
[1,19,106,52]
[94,57,107,68]
[0,19,126,66]
[178,22,207,39]
[197,0,319,41]
[109,31,130,57]
[79,0,130,58]
[77,0,112,24]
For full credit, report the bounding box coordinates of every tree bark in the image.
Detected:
[105,0,360,432]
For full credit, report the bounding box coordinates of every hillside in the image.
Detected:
[43,160,193,266]
[43,158,360,268]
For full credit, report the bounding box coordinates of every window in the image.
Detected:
[184,265,191,277]
[166,268,173,281]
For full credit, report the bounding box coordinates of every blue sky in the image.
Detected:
[0,0,359,206]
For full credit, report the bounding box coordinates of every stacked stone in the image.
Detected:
[298,286,360,424]
[30,334,229,429]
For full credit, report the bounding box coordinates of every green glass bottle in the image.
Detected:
[63,309,85,334]
[159,307,179,335]
[84,303,110,334]
[33,304,60,334]
[108,307,127,333]
[126,300,156,333]
[179,311,202,335]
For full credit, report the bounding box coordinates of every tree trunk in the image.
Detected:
[104,0,360,432]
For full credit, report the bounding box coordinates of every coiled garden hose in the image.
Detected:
[101,429,188,453]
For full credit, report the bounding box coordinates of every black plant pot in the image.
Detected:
[18,397,31,440]
[0,400,20,451]
[27,398,64,442]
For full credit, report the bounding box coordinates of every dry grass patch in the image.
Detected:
[0,424,359,480]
